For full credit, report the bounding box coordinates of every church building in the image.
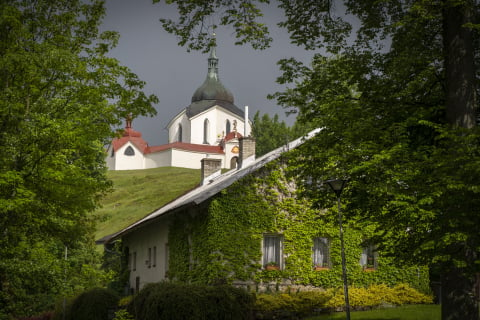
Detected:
[106,47,252,171]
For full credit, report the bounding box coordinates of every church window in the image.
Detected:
[124,146,135,156]
[226,120,231,134]
[263,234,282,269]
[203,118,210,144]
[178,124,183,142]
[110,147,114,157]
[313,237,330,268]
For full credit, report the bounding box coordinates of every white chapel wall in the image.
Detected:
[115,143,145,170]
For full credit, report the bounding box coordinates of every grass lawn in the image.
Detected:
[95,166,200,240]
[306,304,440,320]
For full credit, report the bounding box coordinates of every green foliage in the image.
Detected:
[251,111,311,157]
[155,0,272,52]
[254,291,332,319]
[68,287,119,320]
[254,284,432,319]
[0,0,156,317]
[112,309,134,320]
[324,284,433,310]
[167,161,430,291]
[128,282,254,320]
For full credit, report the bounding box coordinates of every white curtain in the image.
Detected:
[263,236,280,265]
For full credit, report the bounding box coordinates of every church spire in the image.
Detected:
[207,34,218,80]
[191,34,234,104]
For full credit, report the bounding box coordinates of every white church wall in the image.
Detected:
[123,219,170,292]
[115,142,145,170]
[171,149,224,169]
[145,150,173,169]
[167,111,191,143]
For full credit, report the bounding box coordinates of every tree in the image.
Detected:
[157,1,479,319]
[251,111,308,157]
[0,0,157,317]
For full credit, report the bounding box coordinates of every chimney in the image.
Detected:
[238,137,255,169]
[201,158,222,185]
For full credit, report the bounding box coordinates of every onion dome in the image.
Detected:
[191,46,234,104]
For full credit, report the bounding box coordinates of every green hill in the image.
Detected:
[95,167,201,241]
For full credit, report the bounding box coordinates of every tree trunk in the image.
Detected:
[441,266,479,320]
[443,0,477,128]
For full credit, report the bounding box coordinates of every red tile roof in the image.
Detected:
[147,142,224,154]
[112,120,224,155]
[224,131,242,142]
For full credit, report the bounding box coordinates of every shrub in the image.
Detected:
[324,283,433,311]
[254,291,332,319]
[128,282,254,320]
[68,287,119,320]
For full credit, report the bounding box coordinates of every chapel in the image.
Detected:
[106,46,252,171]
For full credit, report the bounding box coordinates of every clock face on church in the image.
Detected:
[231,146,239,154]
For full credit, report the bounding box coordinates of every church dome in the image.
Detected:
[191,47,234,103]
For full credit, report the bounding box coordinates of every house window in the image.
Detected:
[178,124,183,142]
[110,148,114,157]
[203,118,210,144]
[313,237,330,268]
[133,252,137,271]
[226,120,231,134]
[124,146,135,156]
[360,243,378,270]
[152,246,157,267]
[128,253,132,271]
[263,235,282,269]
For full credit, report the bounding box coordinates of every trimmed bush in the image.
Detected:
[69,287,119,320]
[254,291,332,320]
[324,283,433,310]
[128,282,254,320]
[254,283,433,319]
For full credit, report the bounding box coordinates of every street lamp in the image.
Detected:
[326,179,351,320]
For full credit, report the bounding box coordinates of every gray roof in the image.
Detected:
[99,128,322,245]
[186,100,244,119]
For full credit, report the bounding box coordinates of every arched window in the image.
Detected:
[124,146,135,156]
[226,120,231,134]
[178,124,183,142]
[203,118,210,144]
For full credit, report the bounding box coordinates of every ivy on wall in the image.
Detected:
[168,161,430,293]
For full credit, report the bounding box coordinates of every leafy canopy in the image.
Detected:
[0,0,157,317]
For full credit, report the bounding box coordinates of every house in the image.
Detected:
[101,129,430,294]
[105,46,251,171]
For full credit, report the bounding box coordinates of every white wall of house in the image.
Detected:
[115,143,145,170]
[124,219,170,292]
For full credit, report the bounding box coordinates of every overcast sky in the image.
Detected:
[101,0,317,145]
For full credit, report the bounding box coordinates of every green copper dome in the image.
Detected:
[191,47,234,103]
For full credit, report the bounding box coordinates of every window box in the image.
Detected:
[314,266,330,271]
[363,267,376,272]
[265,265,280,271]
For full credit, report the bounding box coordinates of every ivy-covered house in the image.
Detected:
[101,129,429,294]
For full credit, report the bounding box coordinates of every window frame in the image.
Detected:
[262,234,283,270]
[313,237,331,269]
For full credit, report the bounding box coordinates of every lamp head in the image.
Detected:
[326,179,348,197]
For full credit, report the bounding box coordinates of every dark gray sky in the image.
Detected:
[101,0,316,145]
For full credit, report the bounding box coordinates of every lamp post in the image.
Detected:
[326,179,351,320]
